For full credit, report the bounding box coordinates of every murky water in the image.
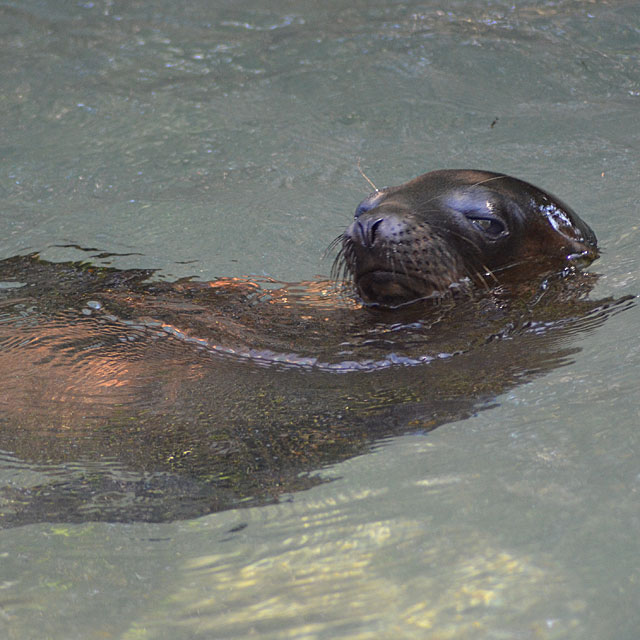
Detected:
[1,1,639,638]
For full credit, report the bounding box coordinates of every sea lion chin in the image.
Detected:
[333,169,598,307]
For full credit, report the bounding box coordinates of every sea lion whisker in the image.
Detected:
[468,175,507,188]
[340,252,354,283]
[417,175,507,210]
[330,244,350,283]
[469,266,492,292]
[480,264,499,284]
[489,259,534,274]
[357,159,379,193]
[404,249,432,288]
[325,234,346,261]
[440,227,484,254]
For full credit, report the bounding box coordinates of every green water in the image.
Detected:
[1,1,639,638]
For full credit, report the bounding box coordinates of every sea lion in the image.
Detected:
[334,170,598,307]
[0,169,626,526]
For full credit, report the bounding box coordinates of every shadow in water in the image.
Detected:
[0,253,632,526]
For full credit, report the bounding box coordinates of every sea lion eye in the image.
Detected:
[447,193,508,239]
[467,216,507,238]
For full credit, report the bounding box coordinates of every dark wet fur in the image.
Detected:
[0,252,633,526]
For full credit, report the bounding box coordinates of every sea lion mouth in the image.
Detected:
[355,270,442,307]
[331,236,459,307]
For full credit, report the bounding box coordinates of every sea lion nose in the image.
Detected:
[349,217,384,248]
[346,213,406,249]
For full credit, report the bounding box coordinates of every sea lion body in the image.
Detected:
[0,168,618,525]
[338,170,598,306]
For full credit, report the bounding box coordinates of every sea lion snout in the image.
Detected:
[346,209,410,249]
[341,202,465,307]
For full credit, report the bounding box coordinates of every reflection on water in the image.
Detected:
[121,465,594,639]
[171,520,553,638]
[0,253,632,527]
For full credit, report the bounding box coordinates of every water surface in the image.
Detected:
[0,1,639,638]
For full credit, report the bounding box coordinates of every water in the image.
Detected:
[1,0,639,638]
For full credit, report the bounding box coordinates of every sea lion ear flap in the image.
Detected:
[540,200,599,262]
[565,237,599,263]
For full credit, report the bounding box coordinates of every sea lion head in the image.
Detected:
[333,170,598,307]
